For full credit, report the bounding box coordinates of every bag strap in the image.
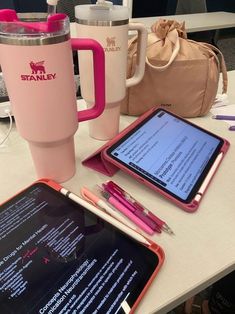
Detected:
[193,41,228,93]
[128,31,162,57]
[127,35,139,59]
[145,28,180,72]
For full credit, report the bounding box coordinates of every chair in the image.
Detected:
[207,0,235,43]
[0,0,15,9]
[131,0,177,18]
[175,0,216,44]
[207,0,235,70]
[176,0,207,14]
[57,0,91,22]
[13,0,47,12]
[132,0,168,18]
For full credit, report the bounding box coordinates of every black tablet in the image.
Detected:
[104,108,229,211]
[0,180,164,314]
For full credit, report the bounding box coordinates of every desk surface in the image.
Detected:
[131,11,235,33]
[0,71,235,314]
[70,11,235,38]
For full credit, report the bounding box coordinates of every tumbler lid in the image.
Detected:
[0,9,67,33]
[75,2,129,25]
[0,10,69,45]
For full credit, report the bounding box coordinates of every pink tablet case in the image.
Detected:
[82,107,230,212]
[82,107,154,176]
[0,178,165,314]
[82,143,119,176]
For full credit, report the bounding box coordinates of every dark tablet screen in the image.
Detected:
[0,182,159,314]
[106,109,223,203]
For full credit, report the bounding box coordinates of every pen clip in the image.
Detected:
[107,181,145,211]
[102,183,130,208]
[106,181,126,196]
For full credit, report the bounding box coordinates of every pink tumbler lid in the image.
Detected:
[0,9,67,33]
[29,137,76,183]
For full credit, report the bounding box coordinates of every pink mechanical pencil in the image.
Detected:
[97,186,154,235]
[102,183,162,233]
[106,181,174,235]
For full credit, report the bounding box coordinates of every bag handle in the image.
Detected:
[145,28,180,71]
[195,41,228,93]
[127,35,140,60]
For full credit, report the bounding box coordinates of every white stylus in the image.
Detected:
[60,187,151,246]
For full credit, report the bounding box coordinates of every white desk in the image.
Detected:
[70,11,235,40]
[1,72,235,313]
[131,11,235,33]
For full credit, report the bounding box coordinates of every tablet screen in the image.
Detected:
[0,182,159,314]
[106,109,223,203]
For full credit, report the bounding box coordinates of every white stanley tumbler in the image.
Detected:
[75,1,147,140]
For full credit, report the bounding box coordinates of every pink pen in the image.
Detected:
[106,181,174,235]
[98,188,154,235]
[102,183,161,233]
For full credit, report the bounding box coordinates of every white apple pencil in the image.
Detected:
[60,187,151,246]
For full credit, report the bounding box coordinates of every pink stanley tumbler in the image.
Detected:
[0,10,105,182]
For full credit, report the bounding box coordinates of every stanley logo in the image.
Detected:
[104,37,121,52]
[21,61,56,81]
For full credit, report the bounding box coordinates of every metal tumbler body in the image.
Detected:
[75,4,147,140]
[0,38,78,144]
[77,23,129,105]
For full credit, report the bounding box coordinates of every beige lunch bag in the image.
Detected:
[121,19,228,117]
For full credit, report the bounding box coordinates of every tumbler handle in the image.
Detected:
[71,38,105,122]
[126,23,147,88]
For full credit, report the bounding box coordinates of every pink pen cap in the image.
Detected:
[81,187,100,206]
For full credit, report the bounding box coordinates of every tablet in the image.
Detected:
[0,179,164,314]
[104,108,229,211]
